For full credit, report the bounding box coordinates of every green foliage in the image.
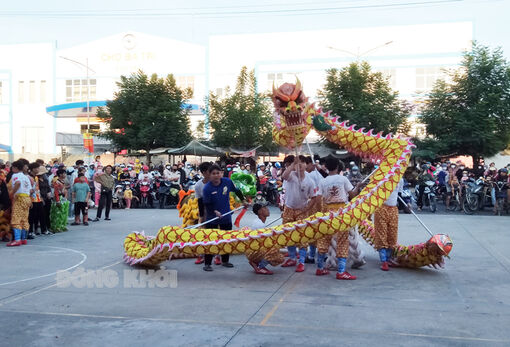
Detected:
[420,43,510,164]
[207,66,274,150]
[318,61,411,135]
[97,71,192,162]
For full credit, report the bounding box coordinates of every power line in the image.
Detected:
[0,0,472,18]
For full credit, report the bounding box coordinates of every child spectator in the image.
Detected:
[72,173,91,226]
[124,186,133,209]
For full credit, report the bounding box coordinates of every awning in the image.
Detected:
[166,140,224,156]
[149,147,170,155]
[56,132,113,150]
[280,142,350,158]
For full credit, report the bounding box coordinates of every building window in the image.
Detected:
[21,127,44,153]
[266,72,301,91]
[29,81,36,103]
[376,68,397,90]
[18,81,24,103]
[267,72,284,91]
[40,80,47,103]
[176,76,195,92]
[66,79,96,102]
[80,124,100,135]
[416,67,445,92]
[214,88,224,98]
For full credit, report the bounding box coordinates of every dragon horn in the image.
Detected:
[290,77,302,100]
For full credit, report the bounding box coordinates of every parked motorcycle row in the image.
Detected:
[111,172,199,209]
[405,173,509,216]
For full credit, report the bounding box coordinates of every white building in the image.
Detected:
[0,32,206,160]
[208,22,473,137]
[0,22,473,160]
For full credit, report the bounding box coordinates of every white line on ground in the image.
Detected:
[0,245,88,287]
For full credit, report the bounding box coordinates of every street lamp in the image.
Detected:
[327,41,394,61]
[59,56,96,133]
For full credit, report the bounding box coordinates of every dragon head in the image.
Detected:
[428,234,453,257]
[272,79,308,129]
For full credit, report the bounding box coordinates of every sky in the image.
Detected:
[1,0,510,56]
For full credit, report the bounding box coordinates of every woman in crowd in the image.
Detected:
[50,168,70,233]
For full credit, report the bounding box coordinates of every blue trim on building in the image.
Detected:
[46,100,200,113]
[46,100,107,113]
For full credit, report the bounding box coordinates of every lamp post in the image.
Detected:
[59,56,96,162]
[59,56,96,133]
[327,41,394,61]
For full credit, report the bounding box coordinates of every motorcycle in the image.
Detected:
[182,174,201,192]
[112,184,125,209]
[462,177,487,215]
[493,180,509,216]
[158,180,180,209]
[416,180,437,213]
[138,181,152,208]
[398,181,413,214]
[448,184,462,212]
[265,178,281,206]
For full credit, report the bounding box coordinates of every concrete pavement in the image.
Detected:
[0,207,509,346]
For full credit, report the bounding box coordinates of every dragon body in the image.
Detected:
[123,81,452,268]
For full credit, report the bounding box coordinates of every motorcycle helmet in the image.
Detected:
[275,162,281,169]
[351,165,359,173]
[120,163,126,168]
[499,168,508,174]
[142,165,149,171]
[123,167,128,172]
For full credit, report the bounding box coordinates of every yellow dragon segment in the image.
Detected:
[123,81,453,268]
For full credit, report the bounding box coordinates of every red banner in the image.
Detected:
[83,133,94,153]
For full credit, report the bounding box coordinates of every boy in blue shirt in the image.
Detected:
[202,164,246,271]
[71,173,91,226]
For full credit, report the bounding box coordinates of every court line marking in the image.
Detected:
[0,260,121,306]
[0,308,508,343]
[0,245,87,287]
[260,278,300,325]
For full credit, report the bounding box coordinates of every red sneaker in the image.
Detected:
[295,263,305,272]
[381,262,389,271]
[281,259,297,267]
[315,268,330,276]
[214,256,222,265]
[248,260,259,272]
[21,240,27,245]
[7,240,22,247]
[255,267,274,275]
[336,271,357,280]
[194,257,204,264]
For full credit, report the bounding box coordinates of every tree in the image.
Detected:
[420,44,510,165]
[207,67,274,150]
[318,61,411,135]
[97,71,192,164]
